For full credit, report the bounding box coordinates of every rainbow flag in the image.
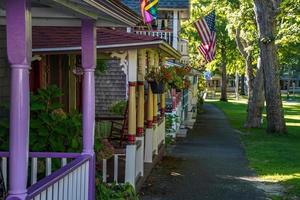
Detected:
[141,0,158,24]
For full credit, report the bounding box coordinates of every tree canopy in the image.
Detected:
[182,0,300,76]
[182,0,299,133]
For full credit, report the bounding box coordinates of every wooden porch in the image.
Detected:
[0,0,140,200]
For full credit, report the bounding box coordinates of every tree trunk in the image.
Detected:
[220,48,227,101]
[287,79,290,99]
[235,25,255,97]
[235,71,239,100]
[240,74,246,95]
[245,55,255,97]
[244,57,265,128]
[254,0,286,133]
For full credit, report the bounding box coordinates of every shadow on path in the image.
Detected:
[140,104,266,200]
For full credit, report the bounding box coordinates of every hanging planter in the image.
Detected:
[149,81,164,94]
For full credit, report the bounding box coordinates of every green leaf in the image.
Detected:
[50,140,65,152]
[71,138,79,149]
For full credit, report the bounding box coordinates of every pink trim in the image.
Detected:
[137,127,144,136]
[128,135,136,144]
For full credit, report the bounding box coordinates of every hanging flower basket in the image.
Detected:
[149,81,164,94]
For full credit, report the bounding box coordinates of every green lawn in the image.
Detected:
[207,98,300,199]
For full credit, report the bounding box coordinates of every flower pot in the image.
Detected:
[149,81,164,94]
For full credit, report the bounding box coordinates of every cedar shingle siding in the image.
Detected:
[95,59,127,117]
[0,26,9,118]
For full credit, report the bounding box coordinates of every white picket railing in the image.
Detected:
[102,138,144,188]
[153,118,166,155]
[100,118,165,188]
[0,157,7,191]
[152,124,158,155]
[134,30,173,46]
[157,118,166,146]
[102,153,125,184]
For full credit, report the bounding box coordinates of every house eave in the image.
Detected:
[32,41,181,59]
[83,0,141,27]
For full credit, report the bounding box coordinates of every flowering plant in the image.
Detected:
[145,68,163,82]
[174,66,192,77]
[167,66,192,90]
[161,66,174,83]
[145,66,192,91]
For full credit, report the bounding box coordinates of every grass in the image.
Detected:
[206,97,300,199]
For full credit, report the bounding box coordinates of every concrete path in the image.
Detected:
[140,104,266,200]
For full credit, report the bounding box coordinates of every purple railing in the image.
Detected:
[26,154,91,200]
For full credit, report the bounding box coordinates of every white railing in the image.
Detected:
[158,118,166,146]
[134,30,173,47]
[152,117,166,156]
[102,153,126,184]
[102,139,144,188]
[0,156,7,191]
[134,140,143,180]
[152,124,158,155]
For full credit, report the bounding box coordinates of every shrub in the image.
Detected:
[109,100,127,116]
[0,85,84,152]
[96,179,139,200]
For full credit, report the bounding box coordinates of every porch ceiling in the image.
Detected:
[0,0,141,27]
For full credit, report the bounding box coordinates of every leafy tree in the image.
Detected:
[181,0,242,101]
[182,0,299,133]
[253,0,286,133]
[277,0,300,99]
[225,0,265,128]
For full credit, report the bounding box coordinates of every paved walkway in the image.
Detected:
[140,104,266,200]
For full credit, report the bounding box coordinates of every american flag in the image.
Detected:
[194,11,216,62]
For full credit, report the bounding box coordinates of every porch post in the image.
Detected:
[137,49,146,137]
[147,51,154,128]
[160,57,166,116]
[153,52,159,154]
[6,1,31,199]
[161,93,166,116]
[125,49,137,186]
[145,51,154,163]
[81,19,96,200]
[152,52,159,124]
[136,49,146,176]
[172,10,179,50]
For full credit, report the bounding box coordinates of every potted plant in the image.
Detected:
[145,68,165,94]
[168,66,192,91]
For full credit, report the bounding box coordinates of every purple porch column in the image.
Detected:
[5,0,31,200]
[81,19,96,200]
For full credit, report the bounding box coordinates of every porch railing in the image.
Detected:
[157,118,166,147]
[26,154,91,200]
[102,139,144,187]
[102,153,126,184]
[134,30,173,47]
[0,151,81,190]
[152,117,166,156]
[134,140,143,181]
